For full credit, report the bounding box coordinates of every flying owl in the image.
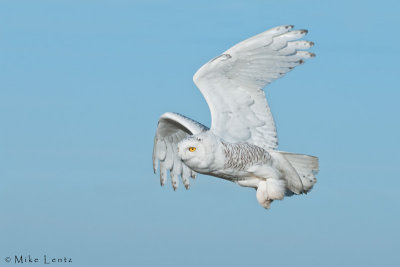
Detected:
[152,25,319,209]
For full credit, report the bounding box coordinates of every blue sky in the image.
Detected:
[1,0,399,266]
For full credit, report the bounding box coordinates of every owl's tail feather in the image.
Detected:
[277,151,319,193]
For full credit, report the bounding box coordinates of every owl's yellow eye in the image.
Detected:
[188,147,196,152]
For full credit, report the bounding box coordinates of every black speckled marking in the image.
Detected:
[222,142,270,170]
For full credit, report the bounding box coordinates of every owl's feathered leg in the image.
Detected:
[256,181,273,209]
[256,178,286,209]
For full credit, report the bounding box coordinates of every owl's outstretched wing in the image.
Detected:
[152,112,208,190]
[193,25,314,150]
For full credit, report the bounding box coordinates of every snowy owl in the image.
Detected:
[152,25,319,209]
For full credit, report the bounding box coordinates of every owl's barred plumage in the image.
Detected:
[222,142,270,171]
[152,25,319,209]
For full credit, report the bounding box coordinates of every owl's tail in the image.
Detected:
[277,151,319,193]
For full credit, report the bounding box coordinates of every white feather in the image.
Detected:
[193,26,314,150]
[152,112,208,189]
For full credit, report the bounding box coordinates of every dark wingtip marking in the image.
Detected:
[310,52,316,58]
[309,41,315,47]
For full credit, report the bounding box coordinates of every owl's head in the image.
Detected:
[177,133,218,171]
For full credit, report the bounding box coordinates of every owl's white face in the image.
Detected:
[177,133,217,172]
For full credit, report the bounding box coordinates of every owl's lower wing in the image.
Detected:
[193,25,314,150]
[152,112,209,190]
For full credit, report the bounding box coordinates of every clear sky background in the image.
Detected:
[1,0,399,266]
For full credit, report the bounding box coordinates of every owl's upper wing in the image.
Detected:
[152,112,208,190]
[193,25,314,150]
